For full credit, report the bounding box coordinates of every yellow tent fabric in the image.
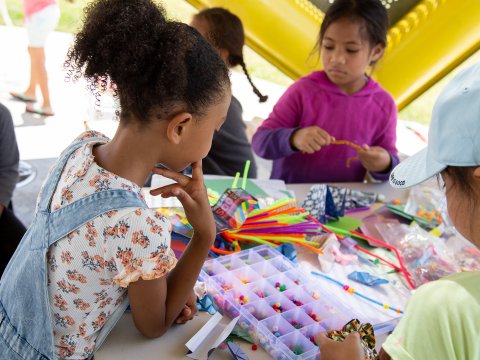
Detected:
[186,0,480,110]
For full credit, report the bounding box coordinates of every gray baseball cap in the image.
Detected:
[390,63,480,188]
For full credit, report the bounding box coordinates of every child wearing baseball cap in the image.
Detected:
[315,63,480,359]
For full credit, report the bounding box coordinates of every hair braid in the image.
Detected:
[239,59,268,103]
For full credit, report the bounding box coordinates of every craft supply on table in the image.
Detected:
[403,186,444,225]
[302,184,382,223]
[185,312,240,360]
[386,185,445,229]
[207,195,328,256]
[374,221,480,287]
[311,272,403,315]
[164,184,328,257]
[347,271,389,287]
[329,186,381,213]
[200,246,403,360]
[316,235,358,272]
[326,319,379,360]
[332,139,362,168]
[227,341,250,360]
[323,224,417,290]
[211,188,258,233]
[302,184,344,223]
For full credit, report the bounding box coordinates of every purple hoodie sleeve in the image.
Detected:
[370,151,400,181]
[370,96,399,181]
[252,82,302,160]
[252,127,298,160]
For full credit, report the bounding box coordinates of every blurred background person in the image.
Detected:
[10,0,61,116]
[191,7,269,178]
[0,103,26,277]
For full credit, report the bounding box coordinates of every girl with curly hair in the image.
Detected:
[0,0,230,359]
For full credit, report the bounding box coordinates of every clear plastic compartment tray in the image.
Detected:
[200,245,398,360]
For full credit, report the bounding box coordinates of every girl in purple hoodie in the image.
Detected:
[252,0,399,184]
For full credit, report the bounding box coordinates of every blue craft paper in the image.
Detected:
[278,243,297,263]
[197,294,219,315]
[347,271,389,286]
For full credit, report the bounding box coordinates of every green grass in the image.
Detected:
[2,0,478,124]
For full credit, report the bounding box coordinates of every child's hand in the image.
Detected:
[175,290,198,324]
[150,161,215,240]
[315,331,364,360]
[290,126,335,154]
[358,145,391,173]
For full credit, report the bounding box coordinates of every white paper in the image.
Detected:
[185,312,240,360]
[144,175,183,208]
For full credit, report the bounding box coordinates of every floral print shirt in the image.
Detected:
[46,131,177,359]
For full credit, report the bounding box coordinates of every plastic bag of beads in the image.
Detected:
[375,222,459,286]
[404,186,444,227]
[444,230,480,272]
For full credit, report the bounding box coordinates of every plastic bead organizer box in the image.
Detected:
[200,245,402,360]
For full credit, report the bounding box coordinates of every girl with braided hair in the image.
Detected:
[191,7,268,178]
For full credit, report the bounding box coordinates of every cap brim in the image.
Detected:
[390,148,447,188]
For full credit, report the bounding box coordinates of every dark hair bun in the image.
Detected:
[69,0,167,84]
[65,0,230,122]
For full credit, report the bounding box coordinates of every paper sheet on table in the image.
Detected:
[145,174,293,209]
[144,175,183,208]
[185,312,240,360]
[203,175,292,200]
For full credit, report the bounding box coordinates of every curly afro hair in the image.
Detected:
[65,0,230,124]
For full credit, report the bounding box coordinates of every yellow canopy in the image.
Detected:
[186,0,480,110]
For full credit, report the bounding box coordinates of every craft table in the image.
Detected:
[96,182,408,360]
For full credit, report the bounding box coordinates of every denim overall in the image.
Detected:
[0,137,146,359]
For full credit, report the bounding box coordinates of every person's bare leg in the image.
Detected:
[30,47,52,109]
[23,47,39,99]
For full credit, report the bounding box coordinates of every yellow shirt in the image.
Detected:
[383,271,480,360]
